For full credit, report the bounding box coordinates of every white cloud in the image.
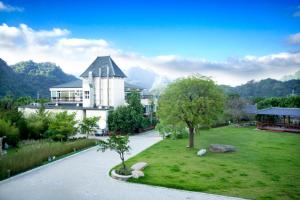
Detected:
[0,1,23,12]
[0,23,299,87]
[288,33,300,44]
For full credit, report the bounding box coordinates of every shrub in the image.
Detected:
[0,119,20,147]
[48,111,77,140]
[26,106,51,139]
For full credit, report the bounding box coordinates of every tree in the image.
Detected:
[257,96,300,109]
[127,91,144,114]
[0,119,20,147]
[47,111,77,141]
[157,75,224,148]
[224,94,247,123]
[79,116,99,138]
[27,105,50,139]
[97,135,131,175]
[108,91,145,134]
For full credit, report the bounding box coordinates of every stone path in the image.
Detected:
[0,131,244,200]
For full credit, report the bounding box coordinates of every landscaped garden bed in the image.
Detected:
[0,139,96,181]
[123,126,300,200]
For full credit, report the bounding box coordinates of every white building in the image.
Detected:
[19,56,154,131]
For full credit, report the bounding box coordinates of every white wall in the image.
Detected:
[86,110,108,129]
[19,107,108,129]
[83,77,125,108]
[82,78,92,107]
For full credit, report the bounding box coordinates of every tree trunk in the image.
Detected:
[188,126,195,148]
[120,153,126,170]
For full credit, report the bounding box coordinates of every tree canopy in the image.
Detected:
[79,116,99,138]
[157,75,224,148]
[108,91,145,134]
[257,96,300,109]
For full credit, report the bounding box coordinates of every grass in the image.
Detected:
[0,139,97,181]
[123,126,300,200]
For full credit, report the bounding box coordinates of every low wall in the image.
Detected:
[18,107,108,129]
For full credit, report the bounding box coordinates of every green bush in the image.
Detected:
[48,111,77,140]
[6,129,20,147]
[0,119,20,147]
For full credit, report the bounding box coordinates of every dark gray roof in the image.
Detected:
[51,80,143,90]
[51,80,82,88]
[80,56,126,78]
[257,107,300,117]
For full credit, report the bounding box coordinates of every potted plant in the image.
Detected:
[98,135,132,180]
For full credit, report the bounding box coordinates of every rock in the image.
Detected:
[197,149,206,156]
[131,170,144,179]
[131,162,148,171]
[209,144,236,153]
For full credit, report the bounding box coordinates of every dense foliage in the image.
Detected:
[257,95,300,109]
[79,116,99,138]
[0,95,79,146]
[46,111,77,141]
[0,119,20,147]
[157,75,224,148]
[220,78,300,98]
[108,91,151,134]
[0,58,78,98]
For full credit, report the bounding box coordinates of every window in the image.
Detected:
[84,91,89,99]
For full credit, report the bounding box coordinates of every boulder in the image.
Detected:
[209,144,236,153]
[197,149,207,156]
[131,170,144,179]
[131,162,148,171]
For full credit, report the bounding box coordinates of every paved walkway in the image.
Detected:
[0,131,243,200]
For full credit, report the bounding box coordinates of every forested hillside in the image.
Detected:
[220,78,300,98]
[0,59,78,98]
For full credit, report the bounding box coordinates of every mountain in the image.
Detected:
[281,71,300,81]
[0,59,78,98]
[220,78,300,98]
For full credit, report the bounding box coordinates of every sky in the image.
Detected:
[0,0,300,87]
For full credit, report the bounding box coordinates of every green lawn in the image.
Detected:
[0,139,96,180]
[124,126,300,200]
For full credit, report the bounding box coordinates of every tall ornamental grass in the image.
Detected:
[0,139,96,180]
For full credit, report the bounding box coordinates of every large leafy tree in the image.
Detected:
[157,75,224,148]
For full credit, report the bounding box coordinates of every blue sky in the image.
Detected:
[0,0,300,86]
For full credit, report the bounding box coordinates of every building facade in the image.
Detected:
[19,56,154,131]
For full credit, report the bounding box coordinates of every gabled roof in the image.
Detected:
[80,56,126,78]
[257,107,300,117]
[51,80,82,88]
